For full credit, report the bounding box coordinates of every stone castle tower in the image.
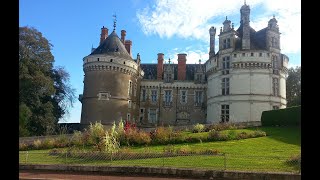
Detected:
[206,3,289,123]
[79,23,144,127]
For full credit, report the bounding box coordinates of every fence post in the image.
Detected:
[25,151,28,164]
[224,153,226,170]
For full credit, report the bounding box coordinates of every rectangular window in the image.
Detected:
[195,91,203,106]
[166,73,172,82]
[134,84,137,97]
[242,53,245,57]
[164,90,172,106]
[140,108,144,113]
[222,78,230,95]
[141,89,146,101]
[128,100,131,108]
[273,78,279,96]
[233,54,237,58]
[196,74,202,81]
[223,39,227,49]
[128,81,132,95]
[272,56,279,74]
[98,92,110,100]
[259,53,262,57]
[127,113,131,121]
[221,105,229,123]
[149,109,157,124]
[222,56,230,75]
[181,90,187,103]
[227,38,231,48]
[151,90,157,103]
[251,53,254,56]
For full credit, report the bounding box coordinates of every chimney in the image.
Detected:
[121,30,126,44]
[209,27,216,58]
[157,53,164,80]
[124,40,132,57]
[177,53,187,80]
[100,26,108,45]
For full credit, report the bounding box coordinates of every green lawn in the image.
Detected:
[19,127,301,173]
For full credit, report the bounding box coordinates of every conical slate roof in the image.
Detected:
[90,31,132,60]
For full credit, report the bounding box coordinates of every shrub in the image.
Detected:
[236,132,249,140]
[252,130,267,137]
[205,123,237,132]
[227,130,237,140]
[19,143,29,151]
[193,123,205,133]
[176,145,192,154]
[33,139,42,149]
[88,121,106,151]
[261,106,301,126]
[71,130,83,147]
[48,148,63,156]
[208,130,228,141]
[104,130,120,153]
[41,138,55,149]
[201,149,220,155]
[151,126,171,144]
[163,144,175,154]
[55,134,69,148]
[286,154,301,170]
[123,128,151,146]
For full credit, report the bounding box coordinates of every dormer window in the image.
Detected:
[223,38,231,49]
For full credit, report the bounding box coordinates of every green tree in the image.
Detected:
[19,26,75,136]
[286,66,301,107]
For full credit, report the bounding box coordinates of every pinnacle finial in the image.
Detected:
[113,13,117,31]
[168,58,171,64]
[226,16,228,20]
[244,0,246,5]
[199,59,201,64]
[273,14,275,18]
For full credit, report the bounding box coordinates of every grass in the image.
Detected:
[19,126,300,173]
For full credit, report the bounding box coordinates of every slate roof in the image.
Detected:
[234,25,268,50]
[90,31,132,60]
[140,64,206,81]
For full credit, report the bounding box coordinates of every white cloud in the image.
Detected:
[137,0,301,54]
[166,48,209,64]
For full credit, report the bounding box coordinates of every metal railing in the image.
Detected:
[19,150,300,173]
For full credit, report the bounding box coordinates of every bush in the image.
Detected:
[55,134,69,148]
[33,139,42,149]
[193,123,205,133]
[163,144,175,154]
[71,130,83,147]
[236,132,249,140]
[205,123,237,132]
[19,143,29,151]
[123,128,151,146]
[252,130,267,137]
[261,106,301,126]
[201,149,220,155]
[227,130,237,140]
[176,145,192,154]
[208,130,228,141]
[286,154,301,170]
[151,126,172,145]
[41,138,55,149]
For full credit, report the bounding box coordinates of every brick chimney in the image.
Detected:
[125,40,132,57]
[100,26,108,45]
[177,53,187,80]
[121,30,126,44]
[157,53,164,80]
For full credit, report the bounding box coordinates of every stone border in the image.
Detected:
[20,164,301,180]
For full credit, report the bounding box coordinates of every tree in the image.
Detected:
[19,26,75,136]
[286,66,301,107]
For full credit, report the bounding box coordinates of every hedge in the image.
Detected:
[261,106,301,126]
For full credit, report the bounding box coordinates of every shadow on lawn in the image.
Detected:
[251,126,301,146]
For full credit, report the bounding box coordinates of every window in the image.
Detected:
[128,100,131,108]
[128,81,132,95]
[164,90,172,106]
[222,78,230,95]
[98,92,110,100]
[134,84,137,97]
[251,53,254,56]
[259,53,262,57]
[97,58,99,61]
[221,105,229,123]
[272,78,279,96]
[149,109,157,124]
[223,38,231,49]
[196,74,202,81]
[273,106,279,110]
[166,73,172,82]
[140,108,144,113]
[127,113,131,121]
[110,59,113,62]
[271,37,278,48]
[233,54,237,58]
[141,89,146,101]
[267,53,270,57]
[181,90,187,103]
[272,56,279,74]
[151,90,157,103]
[195,91,203,106]
[124,61,126,64]
[242,53,245,57]
[222,56,230,75]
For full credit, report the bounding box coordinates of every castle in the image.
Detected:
[79,3,289,128]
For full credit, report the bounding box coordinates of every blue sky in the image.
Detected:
[19,0,301,123]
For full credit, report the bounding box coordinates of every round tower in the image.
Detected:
[80,28,143,128]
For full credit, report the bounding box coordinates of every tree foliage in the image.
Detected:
[19,26,75,136]
[286,66,301,107]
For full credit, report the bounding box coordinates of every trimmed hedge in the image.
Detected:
[261,106,301,126]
